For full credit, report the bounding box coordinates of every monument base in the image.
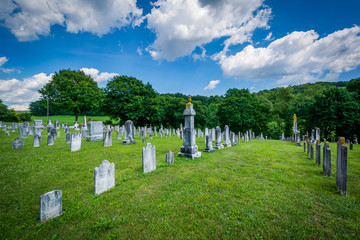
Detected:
[296,142,301,146]
[223,142,232,147]
[178,151,201,159]
[203,148,215,153]
[214,144,224,149]
[86,135,103,141]
[123,139,136,145]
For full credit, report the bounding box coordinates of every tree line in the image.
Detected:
[5,69,359,140]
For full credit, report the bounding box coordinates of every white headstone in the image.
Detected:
[40,190,62,222]
[142,143,156,173]
[94,160,115,195]
[70,133,81,152]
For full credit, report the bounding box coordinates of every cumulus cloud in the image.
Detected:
[0,0,143,41]
[0,57,8,66]
[146,0,270,61]
[80,68,118,82]
[204,80,221,90]
[218,26,360,86]
[0,73,53,110]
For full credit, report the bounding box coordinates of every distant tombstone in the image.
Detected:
[303,139,306,152]
[323,141,331,176]
[12,137,24,149]
[35,128,42,136]
[66,133,71,144]
[143,143,156,173]
[74,121,79,130]
[154,126,157,136]
[316,140,321,166]
[149,133,154,139]
[33,134,41,147]
[231,132,237,146]
[214,126,224,149]
[349,142,353,150]
[204,135,215,153]
[34,120,43,129]
[48,135,54,145]
[81,126,88,138]
[87,121,103,141]
[166,150,174,164]
[19,124,27,139]
[56,131,60,137]
[310,143,314,160]
[54,120,60,129]
[103,131,112,147]
[84,115,87,127]
[354,135,358,144]
[28,126,34,135]
[70,133,81,152]
[50,128,57,140]
[140,129,146,139]
[123,120,136,144]
[40,190,62,223]
[316,128,320,141]
[94,160,115,195]
[307,140,310,155]
[5,131,10,136]
[336,137,347,196]
[222,125,231,147]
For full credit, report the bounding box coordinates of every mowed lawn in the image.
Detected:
[31,115,111,125]
[0,124,359,239]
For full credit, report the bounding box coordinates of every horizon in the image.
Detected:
[1,0,360,110]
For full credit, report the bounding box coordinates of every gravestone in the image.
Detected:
[19,124,27,139]
[94,160,115,195]
[166,150,174,164]
[349,142,353,150]
[48,135,54,145]
[12,137,24,149]
[323,141,331,176]
[54,120,60,129]
[336,137,347,196]
[214,126,224,149]
[316,140,321,166]
[50,128,57,140]
[87,121,103,141]
[354,135,358,144]
[28,126,34,135]
[66,132,71,143]
[307,140,310,155]
[149,133,154,139]
[311,129,315,142]
[103,131,112,147]
[5,130,10,136]
[223,125,231,147]
[310,143,314,160]
[116,130,122,140]
[33,134,41,147]
[56,131,60,137]
[143,143,156,173]
[34,120,43,129]
[40,190,62,223]
[84,115,87,127]
[316,128,320,141]
[81,126,88,138]
[231,132,237,146]
[74,121,79,130]
[123,120,136,144]
[178,96,201,159]
[70,133,81,152]
[203,134,215,153]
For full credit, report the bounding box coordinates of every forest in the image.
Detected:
[1,69,359,140]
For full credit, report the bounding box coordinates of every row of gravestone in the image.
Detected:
[39,142,174,222]
[302,134,352,196]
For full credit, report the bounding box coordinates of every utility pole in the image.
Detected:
[47,96,49,123]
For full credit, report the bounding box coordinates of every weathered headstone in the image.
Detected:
[12,137,24,149]
[28,126,34,135]
[323,141,331,176]
[307,140,310,155]
[54,120,60,130]
[143,143,156,173]
[5,131,10,136]
[354,135,358,144]
[50,128,57,140]
[48,135,54,145]
[310,143,314,160]
[336,137,347,196]
[178,96,201,159]
[316,140,321,166]
[81,126,88,138]
[33,134,41,147]
[70,133,81,152]
[166,150,174,164]
[223,125,231,147]
[349,142,353,150]
[66,133,71,144]
[214,126,224,149]
[123,120,136,144]
[34,120,43,129]
[94,160,115,195]
[231,132,237,146]
[19,124,27,139]
[40,190,62,223]
[103,131,112,147]
[116,130,122,140]
[316,128,320,141]
[203,134,215,152]
[87,121,103,141]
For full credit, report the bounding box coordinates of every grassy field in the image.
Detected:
[31,115,111,125]
[0,126,359,239]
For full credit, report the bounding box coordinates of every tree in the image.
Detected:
[306,87,360,139]
[0,100,19,122]
[346,77,360,101]
[29,100,47,116]
[217,89,271,134]
[102,76,160,126]
[38,70,103,121]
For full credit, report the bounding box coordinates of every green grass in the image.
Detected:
[31,115,111,125]
[0,127,359,239]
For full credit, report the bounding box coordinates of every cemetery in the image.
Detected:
[0,104,359,239]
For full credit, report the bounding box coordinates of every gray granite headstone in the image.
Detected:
[166,150,174,164]
[310,143,314,160]
[103,131,112,147]
[336,137,347,196]
[50,128,57,140]
[223,125,231,147]
[143,143,156,173]
[34,120,43,129]
[214,126,224,149]
[19,124,27,139]
[204,134,215,152]
[87,121,103,141]
[323,141,331,176]
[123,120,136,144]
[230,132,236,146]
[66,133,71,144]
[81,126,88,138]
[12,137,24,149]
[94,160,115,195]
[40,190,62,223]
[70,133,81,152]
[316,140,321,166]
[33,134,41,147]
[28,126,34,135]
[5,131,10,136]
[116,130,122,140]
[48,135,54,145]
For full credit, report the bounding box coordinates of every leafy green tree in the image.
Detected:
[18,112,32,122]
[205,103,219,128]
[217,89,271,134]
[0,100,19,122]
[102,76,161,126]
[307,87,360,139]
[157,95,186,128]
[38,70,103,121]
[29,100,47,116]
[346,77,360,101]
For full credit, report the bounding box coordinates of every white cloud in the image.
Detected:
[264,32,274,41]
[146,0,270,61]
[0,0,143,41]
[80,68,118,82]
[204,80,221,90]
[0,57,8,66]
[218,26,360,86]
[192,46,207,62]
[0,73,53,110]
[137,47,143,56]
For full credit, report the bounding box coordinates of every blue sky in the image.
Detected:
[0,0,359,110]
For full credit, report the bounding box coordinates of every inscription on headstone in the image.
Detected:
[40,190,62,222]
